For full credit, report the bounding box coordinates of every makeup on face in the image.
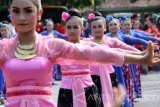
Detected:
[109,20,119,33]
[91,19,106,38]
[0,26,10,38]
[122,20,132,33]
[9,0,39,33]
[65,18,83,42]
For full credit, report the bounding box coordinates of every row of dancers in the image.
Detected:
[0,0,160,107]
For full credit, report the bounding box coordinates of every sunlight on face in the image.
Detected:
[91,19,106,38]
[122,20,132,33]
[46,21,54,32]
[9,0,40,33]
[133,22,140,29]
[65,18,83,41]
[109,20,120,34]
[0,27,10,38]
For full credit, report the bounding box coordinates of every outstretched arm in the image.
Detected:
[134,31,157,42]
[124,41,160,66]
[49,38,160,66]
[54,31,68,40]
[108,37,140,52]
[51,38,125,66]
[123,34,148,46]
[53,40,124,65]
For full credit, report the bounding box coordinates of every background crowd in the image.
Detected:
[0,7,160,107]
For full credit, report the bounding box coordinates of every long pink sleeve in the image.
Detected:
[47,38,124,66]
[105,37,140,52]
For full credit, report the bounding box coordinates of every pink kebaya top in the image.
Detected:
[84,36,138,106]
[0,35,124,107]
[59,41,103,107]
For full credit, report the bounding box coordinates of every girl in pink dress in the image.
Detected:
[58,12,159,107]
[57,12,136,107]
[1,0,160,107]
[57,15,102,107]
[84,14,141,107]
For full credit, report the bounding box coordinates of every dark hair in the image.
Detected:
[93,12,102,17]
[131,14,137,19]
[90,16,106,27]
[121,17,131,25]
[66,16,83,27]
[149,17,155,24]
[108,18,120,25]
[68,8,82,18]
[157,17,160,24]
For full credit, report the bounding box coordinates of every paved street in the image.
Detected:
[52,81,61,104]
[135,72,160,107]
[0,72,160,107]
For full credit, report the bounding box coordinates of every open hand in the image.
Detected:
[144,41,160,66]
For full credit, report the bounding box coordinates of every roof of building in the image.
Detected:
[97,0,160,9]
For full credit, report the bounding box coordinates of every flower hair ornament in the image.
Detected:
[45,19,49,23]
[62,12,70,22]
[118,16,130,24]
[122,16,130,21]
[117,17,121,23]
[106,15,113,23]
[0,22,2,26]
[88,13,95,20]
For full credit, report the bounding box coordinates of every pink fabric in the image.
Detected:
[103,36,139,52]
[83,36,139,106]
[62,74,92,107]
[60,64,94,89]
[61,12,70,22]
[0,35,125,107]
[59,40,125,107]
[3,57,55,107]
[7,86,53,107]
[7,86,52,101]
[84,37,115,106]
[99,65,113,107]
[59,41,99,107]
[88,13,95,20]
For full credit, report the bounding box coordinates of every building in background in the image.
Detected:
[96,0,160,14]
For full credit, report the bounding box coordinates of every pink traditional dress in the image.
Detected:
[84,36,138,107]
[102,36,140,107]
[57,42,96,107]
[0,35,125,107]
[57,40,126,107]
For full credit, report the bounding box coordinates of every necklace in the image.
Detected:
[15,37,37,60]
[95,40,104,44]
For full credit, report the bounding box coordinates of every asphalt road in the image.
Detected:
[134,72,160,107]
